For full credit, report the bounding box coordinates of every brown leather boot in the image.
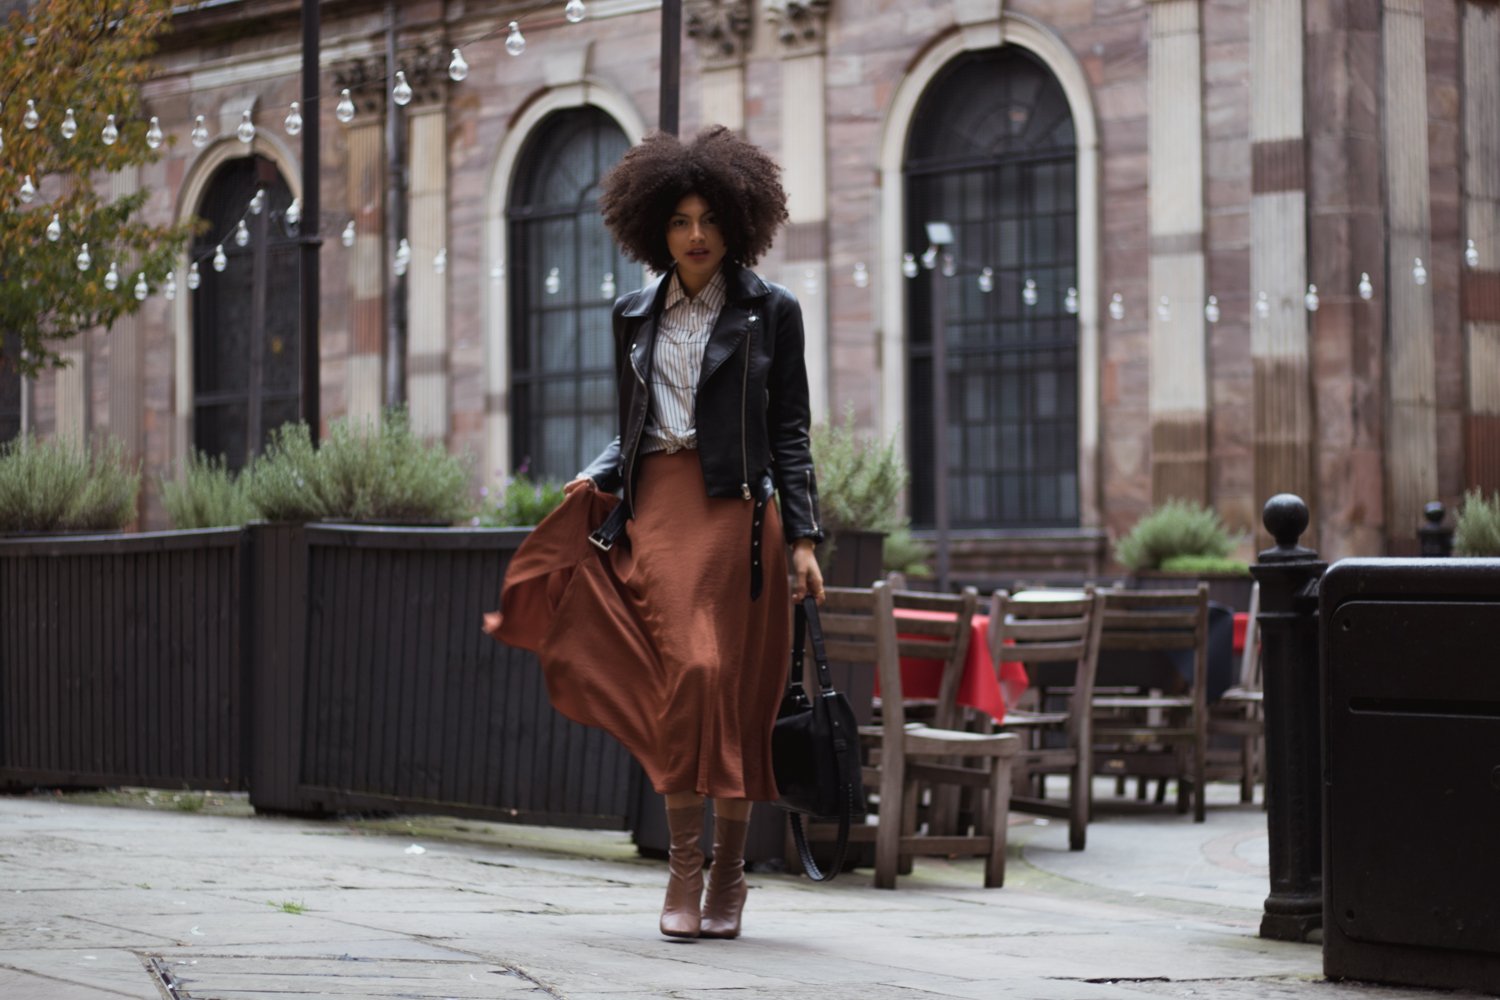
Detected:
[699,814,750,939]
[659,804,705,938]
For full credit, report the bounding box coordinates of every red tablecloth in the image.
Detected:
[1233,612,1248,655]
[888,609,1030,724]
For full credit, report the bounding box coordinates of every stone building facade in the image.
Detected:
[10,0,1500,571]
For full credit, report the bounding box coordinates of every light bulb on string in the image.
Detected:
[901,253,918,279]
[940,254,956,278]
[46,214,62,242]
[187,261,201,290]
[191,115,209,148]
[1064,286,1079,315]
[977,267,994,293]
[1412,257,1427,286]
[23,99,39,130]
[392,71,413,107]
[1304,283,1320,312]
[1204,295,1220,324]
[236,110,255,144]
[101,113,118,145]
[920,246,937,270]
[506,22,526,56]
[449,48,469,82]
[1023,278,1039,307]
[76,243,92,272]
[285,198,301,227]
[0,126,5,153]
[134,272,149,301]
[164,272,177,300]
[544,266,561,295]
[1255,291,1270,318]
[61,108,77,140]
[852,262,869,289]
[803,269,819,294]
[249,189,265,215]
[284,102,303,136]
[213,244,228,272]
[1156,295,1171,322]
[600,271,616,297]
[433,247,448,275]
[1108,292,1125,321]
[146,116,163,149]
[394,238,412,277]
[336,89,356,124]
[341,221,356,247]
[234,219,250,247]
[105,262,120,291]
[19,174,36,203]
[1466,239,1480,269]
[565,0,587,23]
[1358,272,1373,300]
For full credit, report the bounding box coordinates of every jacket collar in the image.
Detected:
[619,263,768,317]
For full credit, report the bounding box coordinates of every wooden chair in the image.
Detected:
[1091,584,1212,822]
[806,583,1019,888]
[1207,582,1264,802]
[988,587,1105,851]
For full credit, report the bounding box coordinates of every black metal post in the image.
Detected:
[1250,493,1326,942]
[1418,500,1453,556]
[930,260,949,593]
[384,1,408,409]
[299,0,322,440]
[659,0,681,135]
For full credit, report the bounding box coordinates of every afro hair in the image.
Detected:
[598,125,789,273]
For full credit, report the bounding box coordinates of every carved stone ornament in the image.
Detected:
[764,0,832,53]
[685,0,753,67]
[333,46,449,115]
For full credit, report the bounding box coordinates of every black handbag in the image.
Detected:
[773,597,864,881]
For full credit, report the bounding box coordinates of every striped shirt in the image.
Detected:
[640,269,727,455]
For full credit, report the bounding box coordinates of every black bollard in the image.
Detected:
[1250,494,1327,942]
[1417,501,1453,557]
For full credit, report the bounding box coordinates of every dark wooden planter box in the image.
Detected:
[1129,569,1255,612]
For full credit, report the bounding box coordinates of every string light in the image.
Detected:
[212,244,228,272]
[45,214,61,242]
[392,71,413,107]
[191,115,209,148]
[341,221,356,247]
[449,48,469,82]
[1156,295,1171,322]
[803,268,819,293]
[146,116,163,149]
[234,219,250,247]
[1109,292,1125,321]
[433,247,447,275]
[285,198,301,226]
[1204,295,1220,324]
[133,272,149,301]
[852,262,869,288]
[19,174,36,203]
[1412,257,1427,286]
[105,262,120,290]
[901,253,918,279]
[61,108,77,140]
[164,271,177,300]
[188,261,201,290]
[1466,239,1480,269]
[600,271,616,297]
[0,125,5,152]
[249,190,265,215]
[101,113,119,145]
[506,22,526,56]
[336,89,356,124]
[1255,291,1270,318]
[284,102,303,136]
[940,253,956,278]
[76,243,92,271]
[977,266,993,293]
[1022,278,1038,307]
[544,266,561,294]
[1304,283,1320,312]
[394,237,412,276]
[1064,286,1079,315]
[236,110,255,144]
[1358,272,1374,300]
[920,246,937,270]
[23,99,38,130]
[565,0,588,23]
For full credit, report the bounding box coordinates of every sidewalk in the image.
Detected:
[0,784,1486,1000]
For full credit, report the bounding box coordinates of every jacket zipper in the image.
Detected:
[806,469,820,534]
[740,320,752,501]
[626,331,649,511]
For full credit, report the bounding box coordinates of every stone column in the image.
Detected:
[687,1,752,132]
[407,104,449,442]
[336,61,387,427]
[1147,0,1208,504]
[1463,1,1500,492]
[1383,0,1438,549]
[106,166,143,460]
[768,0,831,421]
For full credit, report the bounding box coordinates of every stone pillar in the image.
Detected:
[105,167,143,460]
[1249,0,1314,536]
[1463,1,1500,492]
[686,1,752,132]
[1147,0,1208,504]
[768,0,831,421]
[407,107,448,442]
[1383,0,1438,549]
[337,61,387,428]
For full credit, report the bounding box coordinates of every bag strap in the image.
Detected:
[792,597,835,694]
[787,782,856,882]
[786,596,853,882]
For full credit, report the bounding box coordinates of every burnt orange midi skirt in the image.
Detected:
[484,450,790,800]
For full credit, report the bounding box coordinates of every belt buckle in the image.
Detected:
[589,531,614,552]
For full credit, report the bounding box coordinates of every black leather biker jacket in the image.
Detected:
[578,264,825,547]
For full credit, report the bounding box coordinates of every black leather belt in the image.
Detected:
[589,501,631,552]
[749,493,768,601]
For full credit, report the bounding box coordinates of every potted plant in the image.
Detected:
[1114,499,1253,611]
[1454,488,1500,556]
[0,434,139,535]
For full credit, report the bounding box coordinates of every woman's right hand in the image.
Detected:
[563,475,596,497]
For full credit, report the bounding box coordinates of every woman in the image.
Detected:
[490,126,824,940]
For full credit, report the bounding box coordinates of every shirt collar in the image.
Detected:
[664,268,727,314]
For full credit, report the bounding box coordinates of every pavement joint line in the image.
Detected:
[500,959,567,998]
[0,957,155,1000]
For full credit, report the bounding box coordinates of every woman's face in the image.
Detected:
[665,193,726,293]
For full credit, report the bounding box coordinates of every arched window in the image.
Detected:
[191,156,299,470]
[905,48,1079,530]
[507,108,640,481]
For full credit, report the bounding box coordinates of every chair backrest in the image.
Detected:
[1236,580,1262,692]
[989,588,1106,725]
[889,586,978,729]
[1097,584,1211,697]
[816,584,903,737]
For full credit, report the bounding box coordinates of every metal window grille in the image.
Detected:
[191,156,300,470]
[507,108,641,482]
[905,48,1080,530]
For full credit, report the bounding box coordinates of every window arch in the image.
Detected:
[190,156,299,470]
[905,47,1079,530]
[507,107,641,481]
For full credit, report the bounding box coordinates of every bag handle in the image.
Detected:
[791,597,835,694]
[786,596,852,882]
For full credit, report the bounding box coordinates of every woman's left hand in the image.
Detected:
[790,539,824,605]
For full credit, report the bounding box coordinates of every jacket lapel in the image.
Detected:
[697,266,769,390]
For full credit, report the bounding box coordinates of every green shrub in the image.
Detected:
[1159,553,1250,575]
[1454,488,1500,557]
[882,525,933,579]
[480,473,568,527]
[810,407,930,576]
[1115,499,1236,571]
[161,452,260,529]
[0,434,139,533]
[243,421,328,523]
